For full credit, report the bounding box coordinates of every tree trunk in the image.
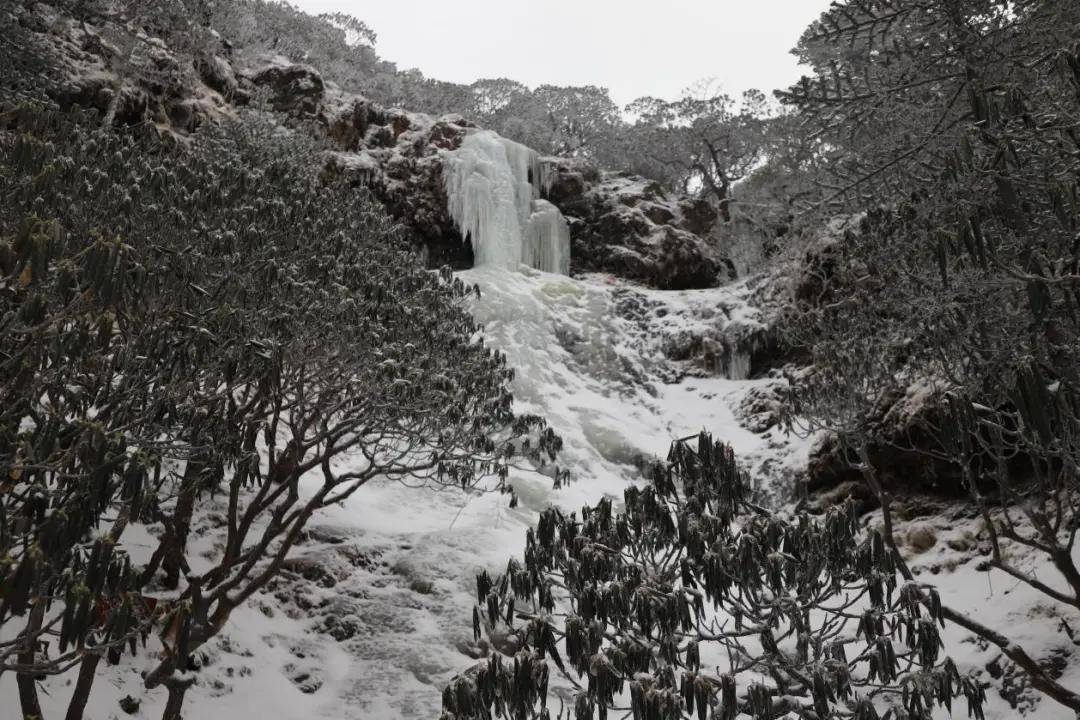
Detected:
[161,682,189,720]
[64,652,102,720]
[702,142,733,223]
[17,673,44,720]
[162,456,203,589]
[17,602,45,720]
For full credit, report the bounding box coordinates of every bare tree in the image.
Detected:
[626,85,770,222]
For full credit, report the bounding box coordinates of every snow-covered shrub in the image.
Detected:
[778,1,1080,713]
[444,434,985,720]
[0,105,557,720]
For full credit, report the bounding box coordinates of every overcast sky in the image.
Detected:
[290,0,832,106]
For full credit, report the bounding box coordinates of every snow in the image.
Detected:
[443,130,571,274]
[457,266,794,485]
[873,510,1080,720]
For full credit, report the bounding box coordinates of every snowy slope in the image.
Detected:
[3,267,1069,720]
[0,266,806,719]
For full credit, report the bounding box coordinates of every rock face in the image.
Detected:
[542,162,731,289]
[803,382,968,497]
[319,108,476,268]
[11,2,232,132]
[194,52,239,98]
[318,124,730,286]
[315,107,730,285]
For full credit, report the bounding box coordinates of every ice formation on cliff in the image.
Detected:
[443,130,569,273]
[523,200,571,274]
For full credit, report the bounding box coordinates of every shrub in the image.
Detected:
[0,105,556,720]
[443,434,985,720]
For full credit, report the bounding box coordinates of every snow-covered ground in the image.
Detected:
[3,266,1072,720]
[872,505,1080,720]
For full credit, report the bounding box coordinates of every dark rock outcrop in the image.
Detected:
[326,97,380,150]
[803,384,962,497]
[246,60,325,116]
[319,111,475,268]
[545,166,592,215]
[542,165,731,289]
[802,379,1034,501]
[195,52,238,98]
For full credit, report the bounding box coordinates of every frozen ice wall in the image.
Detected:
[443,130,570,273]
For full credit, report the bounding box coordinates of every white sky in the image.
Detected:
[290,0,831,106]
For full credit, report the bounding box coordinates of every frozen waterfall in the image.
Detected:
[443,130,570,274]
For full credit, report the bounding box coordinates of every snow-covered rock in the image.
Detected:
[244,57,325,116]
[545,163,733,289]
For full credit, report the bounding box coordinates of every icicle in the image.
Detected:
[535,158,559,198]
[443,130,572,274]
[499,136,540,222]
[724,351,752,381]
[524,201,571,275]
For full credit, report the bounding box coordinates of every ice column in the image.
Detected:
[524,200,571,275]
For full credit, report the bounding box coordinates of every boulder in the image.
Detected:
[53,72,115,115]
[538,168,731,289]
[546,176,590,218]
[164,97,205,133]
[326,97,377,151]
[249,60,324,116]
[389,110,411,139]
[803,381,1000,499]
[736,384,784,433]
[109,81,151,126]
[428,119,468,150]
[679,198,718,236]
[321,150,382,186]
[650,226,727,290]
[641,202,676,226]
[195,52,237,97]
